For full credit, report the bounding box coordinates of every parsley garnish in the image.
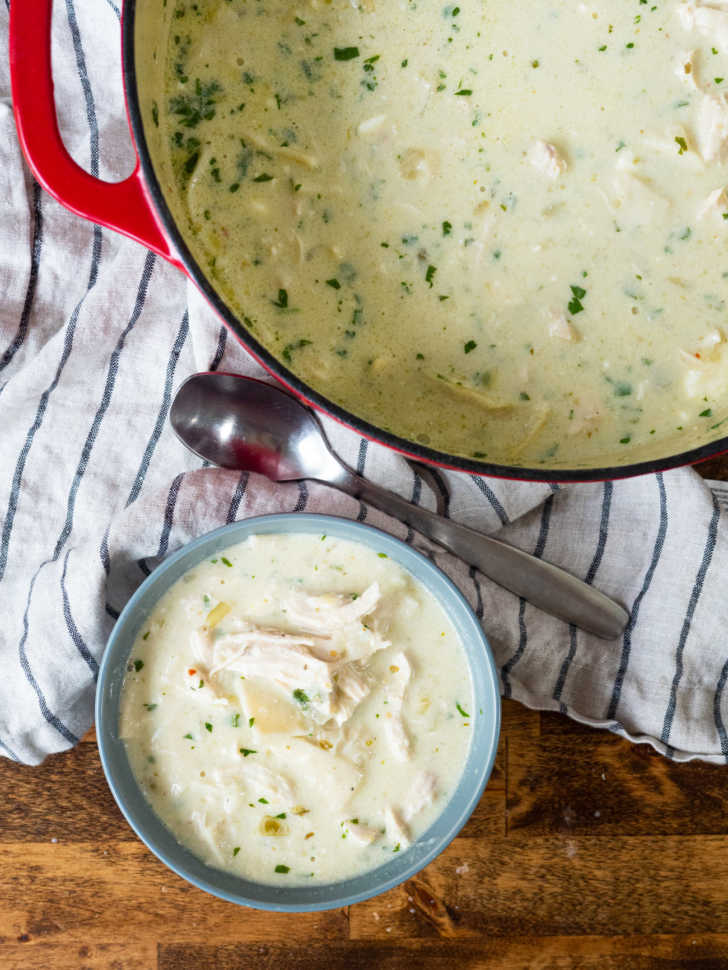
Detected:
[232,713,240,728]
[133,659,144,672]
[240,748,257,757]
[334,47,360,61]
[205,722,213,732]
[275,864,290,873]
[253,173,274,182]
[464,340,477,354]
[456,702,470,718]
[568,284,587,315]
[293,688,310,705]
[233,847,241,856]
[425,265,437,288]
[272,289,289,309]
[221,556,233,567]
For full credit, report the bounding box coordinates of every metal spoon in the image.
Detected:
[170,372,629,639]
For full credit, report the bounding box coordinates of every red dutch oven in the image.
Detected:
[9,0,728,483]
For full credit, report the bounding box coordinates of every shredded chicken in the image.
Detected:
[402,771,438,823]
[344,820,381,845]
[384,805,411,849]
[283,582,381,634]
[382,652,412,762]
[527,139,568,179]
[238,762,296,805]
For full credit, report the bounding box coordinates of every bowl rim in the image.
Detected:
[96,512,501,911]
[120,0,728,483]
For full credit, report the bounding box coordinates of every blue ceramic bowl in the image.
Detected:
[96,513,501,911]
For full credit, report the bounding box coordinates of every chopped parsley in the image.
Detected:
[275,864,290,873]
[425,265,437,288]
[456,702,470,718]
[249,717,256,728]
[240,748,257,757]
[205,722,213,733]
[233,847,241,856]
[464,340,477,354]
[231,713,240,728]
[221,556,233,567]
[568,284,587,315]
[143,703,158,712]
[272,289,289,309]
[253,173,274,182]
[293,688,310,705]
[133,659,144,672]
[334,47,360,61]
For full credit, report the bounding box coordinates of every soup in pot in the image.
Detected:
[148,0,728,467]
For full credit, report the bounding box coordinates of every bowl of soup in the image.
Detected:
[11,0,728,479]
[96,513,501,910]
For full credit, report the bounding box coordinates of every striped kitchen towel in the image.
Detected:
[1,1,727,765]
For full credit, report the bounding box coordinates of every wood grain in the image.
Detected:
[0,455,726,968]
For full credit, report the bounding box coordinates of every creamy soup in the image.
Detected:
[119,533,474,885]
[150,0,728,467]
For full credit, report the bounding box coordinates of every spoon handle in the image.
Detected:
[337,469,628,640]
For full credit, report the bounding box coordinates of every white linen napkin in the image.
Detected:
[1,1,727,766]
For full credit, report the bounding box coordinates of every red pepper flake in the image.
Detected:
[188,668,197,676]
[695,353,701,359]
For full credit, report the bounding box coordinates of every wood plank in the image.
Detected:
[0,943,156,970]
[349,835,728,939]
[0,744,132,842]
[158,936,728,970]
[0,844,348,946]
[507,724,728,835]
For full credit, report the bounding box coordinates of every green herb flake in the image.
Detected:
[233,847,241,856]
[272,289,289,309]
[464,340,477,354]
[184,733,194,740]
[259,797,270,804]
[326,278,341,289]
[275,864,290,873]
[377,552,388,558]
[293,688,310,705]
[425,265,437,288]
[232,713,240,728]
[700,408,713,417]
[454,88,472,96]
[456,702,470,718]
[275,812,287,819]
[221,556,233,568]
[205,722,213,733]
[240,748,257,757]
[133,659,144,672]
[675,135,688,155]
[143,703,158,712]
[442,220,452,236]
[249,717,256,728]
[334,46,360,61]
[253,173,274,182]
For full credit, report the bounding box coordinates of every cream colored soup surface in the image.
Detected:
[155,0,728,467]
[120,533,474,886]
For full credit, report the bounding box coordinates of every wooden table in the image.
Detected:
[2,459,727,970]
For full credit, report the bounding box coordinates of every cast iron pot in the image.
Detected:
[9,0,728,482]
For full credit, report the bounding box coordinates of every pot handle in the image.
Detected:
[8,0,180,267]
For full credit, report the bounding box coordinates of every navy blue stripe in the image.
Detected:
[158,473,184,559]
[52,254,155,561]
[294,480,309,513]
[0,738,19,762]
[0,226,103,584]
[227,472,249,523]
[0,181,43,377]
[661,494,721,745]
[66,0,100,177]
[608,473,668,720]
[469,565,484,620]
[470,476,509,526]
[500,494,555,696]
[101,0,121,18]
[18,569,79,745]
[126,309,189,508]
[105,604,120,620]
[405,468,422,544]
[61,548,99,678]
[549,483,561,493]
[100,525,112,575]
[714,657,728,762]
[356,439,368,522]
[428,467,451,518]
[553,482,613,705]
[209,326,227,371]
